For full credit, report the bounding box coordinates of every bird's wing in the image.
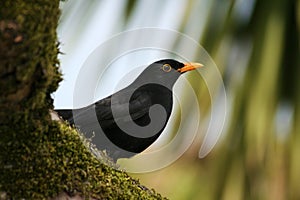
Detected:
[95,89,152,127]
[59,88,152,130]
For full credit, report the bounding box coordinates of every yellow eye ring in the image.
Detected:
[162,64,172,72]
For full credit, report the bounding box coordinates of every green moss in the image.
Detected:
[0,1,166,199]
[1,122,166,199]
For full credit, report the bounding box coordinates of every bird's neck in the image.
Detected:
[132,74,180,90]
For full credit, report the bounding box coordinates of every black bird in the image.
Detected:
[55,59,203,160]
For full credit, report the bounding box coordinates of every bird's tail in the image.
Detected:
[54,109,74,124]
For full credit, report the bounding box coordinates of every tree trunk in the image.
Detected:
[0,1,165,199]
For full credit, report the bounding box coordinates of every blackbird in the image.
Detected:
[55,59,203,160]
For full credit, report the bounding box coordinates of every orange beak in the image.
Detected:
[178,62,204,73]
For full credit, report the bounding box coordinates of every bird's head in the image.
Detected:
[153,59,203,74]
[134,59,203,88]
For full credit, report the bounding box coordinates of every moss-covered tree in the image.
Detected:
[0,1,165,199]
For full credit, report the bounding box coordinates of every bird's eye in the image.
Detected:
[162,64,172,72]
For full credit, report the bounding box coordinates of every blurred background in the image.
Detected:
[54,0,300,199]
